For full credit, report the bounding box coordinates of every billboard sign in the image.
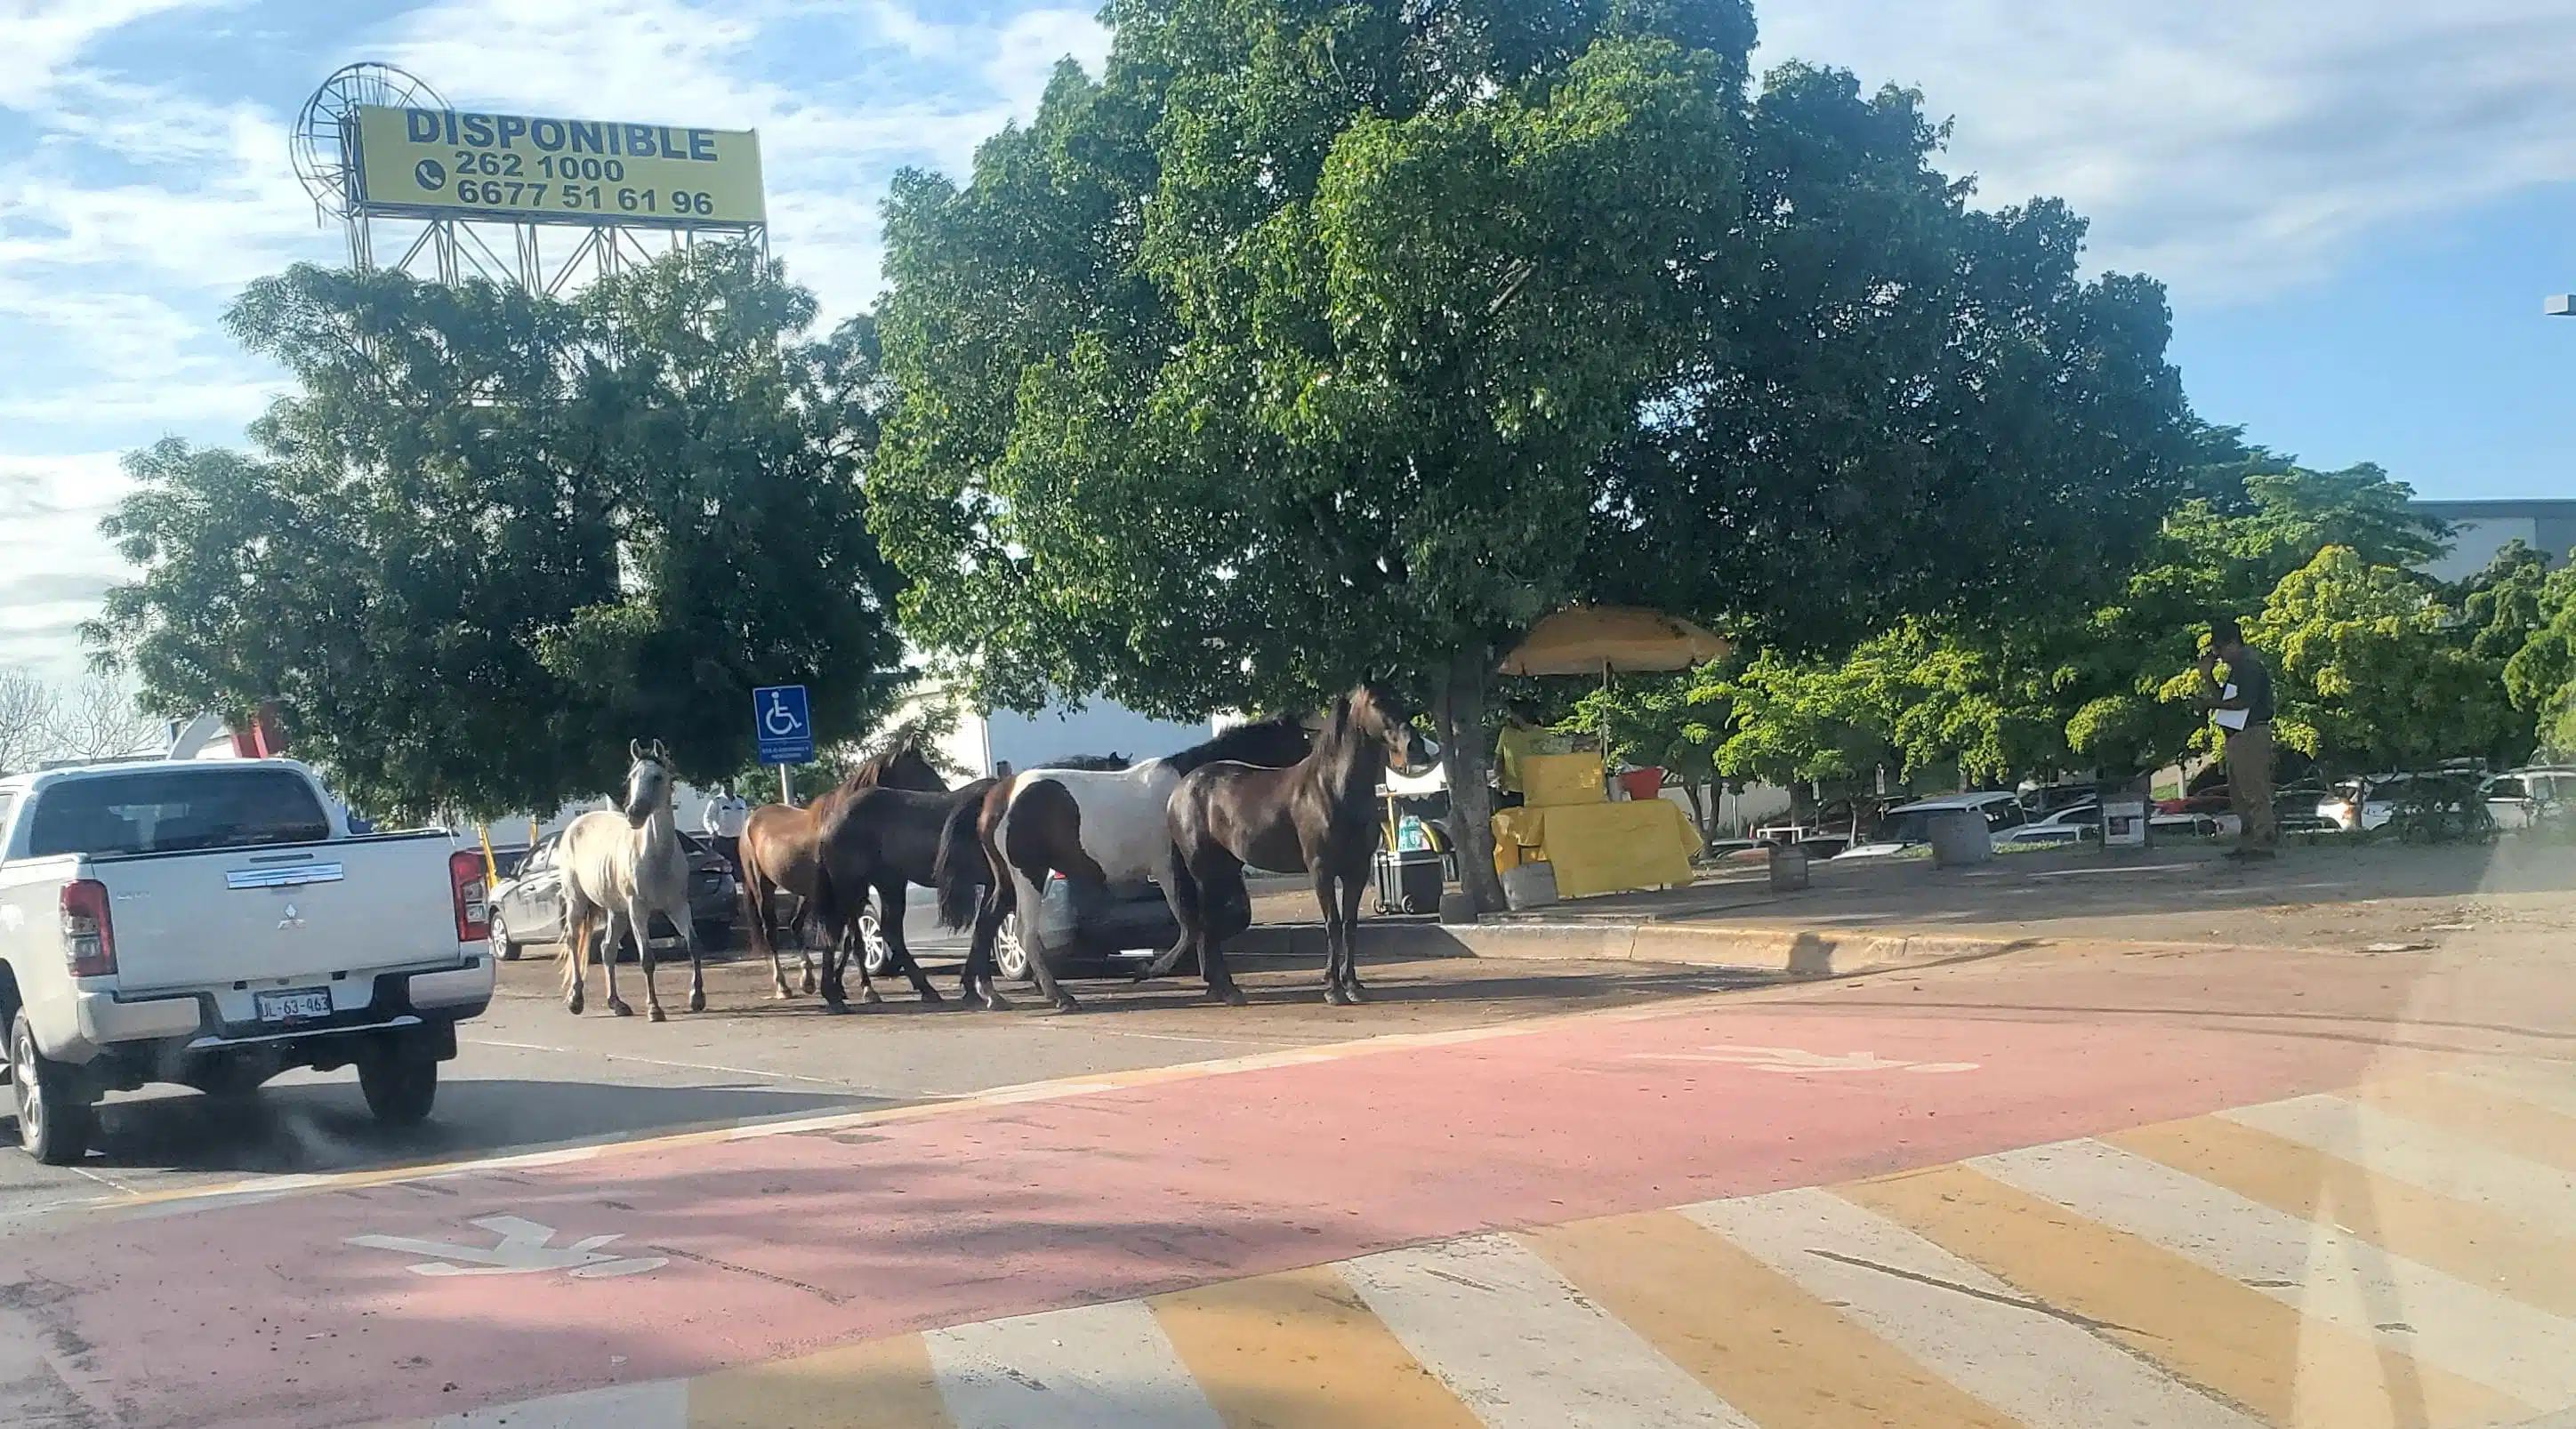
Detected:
[350,105,765,227]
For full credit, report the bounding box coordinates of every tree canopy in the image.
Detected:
[88,245,907,821]
[871,0,2196,905]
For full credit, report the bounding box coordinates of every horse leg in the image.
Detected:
[683,899,707,1015]
[874,880,942,1005]
[631,898,667,1022]
[1007,864,1080,1013]
[601,910,635,1017]
[746,873,794,1000]
[1336,865,1371,1003]
[1313,866,1349,1006]
[1198,857,1252,1007]
[962,883,1012,1010]
[562,899,592,1016]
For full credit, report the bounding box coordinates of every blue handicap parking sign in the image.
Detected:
[753,685,815,765]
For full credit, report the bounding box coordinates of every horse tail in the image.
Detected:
[932,794,986,931]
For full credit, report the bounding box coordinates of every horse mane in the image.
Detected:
[1035,752,1131,771]
[837,731,928,796]
[1163,715,1311,775]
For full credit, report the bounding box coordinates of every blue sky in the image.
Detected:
[3,0,2572,681]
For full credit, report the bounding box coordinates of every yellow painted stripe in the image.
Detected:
[1149,1264,1483,1429]
[2111,1113,2576,1320]
[688,1333,951,1429]
[2357,1076,2576,1176]
[1521,1209,2021,1429]
[1847,1163,2535,1429]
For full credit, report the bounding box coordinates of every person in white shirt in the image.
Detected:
[700,787,750,879]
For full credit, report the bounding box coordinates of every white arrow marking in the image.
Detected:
[348,1215,668,1279]
[1630,1044,1979,1075]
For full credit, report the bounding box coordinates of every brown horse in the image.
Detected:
[1160,687,1435,1005]
[737,735,946,1000]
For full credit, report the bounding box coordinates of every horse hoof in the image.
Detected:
[1211,987,1248,1008]
[918,989,945,1006]
[688,992,706,1014]
[648,1006,667,1024]
[774,986,795,1000]
[1343,981,1371,1004]
[1323,983,1349,1007]
[823,999,851,1016]
[609,1000,634,1018]
[981,991,1013,1012]
[565,997,584,1016]
[1051,994,1082,1013]
[801,976,817,994]
[860,988,883,1007]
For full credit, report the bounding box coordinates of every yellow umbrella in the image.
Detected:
[1499,606,1732,765]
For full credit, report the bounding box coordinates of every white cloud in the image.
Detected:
[1754,0,2576,301]
[0,0,215,110]
[0,453,132,680]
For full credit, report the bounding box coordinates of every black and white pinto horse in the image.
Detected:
[949,719,1313,1011]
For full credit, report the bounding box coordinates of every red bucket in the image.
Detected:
[1617,767,1665,801]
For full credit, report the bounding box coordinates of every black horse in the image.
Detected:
[806,778,999,1013]
[1158,686,1435,1005]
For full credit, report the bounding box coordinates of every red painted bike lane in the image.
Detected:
[7,998,2377,1429]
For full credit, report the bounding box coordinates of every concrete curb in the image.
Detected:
[1228,919,2033,980]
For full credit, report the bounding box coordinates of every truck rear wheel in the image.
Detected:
[11,1012,95,1166]
[358,1046,439,1128]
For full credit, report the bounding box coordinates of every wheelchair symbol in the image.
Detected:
[762,692,804,737]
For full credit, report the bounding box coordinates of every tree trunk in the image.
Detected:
[1433,645,1508,914]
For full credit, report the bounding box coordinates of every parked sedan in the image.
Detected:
[850,872,1191,983]
[486,830,739,959]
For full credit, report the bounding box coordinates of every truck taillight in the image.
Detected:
[449,849,491,943]
[61,879,117,977]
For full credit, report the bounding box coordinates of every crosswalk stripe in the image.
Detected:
[2357,1079,2576,1176]
[1339,1232,1755,1429]
[1522,1209,2024,1428]
[2109,1114,2576,1319]
[688,1334,951,1428]
[1846,1161,2535,1428]
[1684,1186,2259,1429]
[2447,1063,2576,1121]
[1977,1138,2576,1411]
[924,1300,1224,1429]
[2226,1095,2576,1232]
[1149,1264,1485,1429]
[441,1378,688,1428]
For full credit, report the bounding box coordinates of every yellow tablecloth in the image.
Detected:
[1492,799,1703,898]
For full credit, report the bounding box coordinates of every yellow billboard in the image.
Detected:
[351,106,764,227]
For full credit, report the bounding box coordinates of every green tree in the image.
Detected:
[88,245,907,821]
[2506,564,2576,759]
[2250,545,2524,774]
[872,0,2195,908]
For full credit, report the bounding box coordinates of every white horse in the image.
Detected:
[559,740,704,1023]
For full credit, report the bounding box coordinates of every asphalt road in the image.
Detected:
[0,948,1767,1224]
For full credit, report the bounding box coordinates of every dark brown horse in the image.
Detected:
[945,720,1315,1013]
[737,735,946,1000]
[1160,687,1435,1005]
[806,777,1001,1014]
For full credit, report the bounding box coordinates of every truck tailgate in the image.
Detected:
[98,834,463,991]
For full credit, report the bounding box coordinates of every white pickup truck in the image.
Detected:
[0,759,495,1164]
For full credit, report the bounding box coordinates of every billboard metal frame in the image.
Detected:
[296,63,766,297]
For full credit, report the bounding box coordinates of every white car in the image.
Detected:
[2483,768,2574,831]
[0,759,493,1164]
[1996,803,2103,848]
[1834,791,2031,860]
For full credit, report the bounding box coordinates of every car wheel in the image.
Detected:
[993,911,1032,983]
[857,910,892,977]
[489,905,520,961]
[10,1012,95,1166]
[358,1045,439,1128]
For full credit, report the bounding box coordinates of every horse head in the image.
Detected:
[621,740,674,825]
[1348,684,1437,778]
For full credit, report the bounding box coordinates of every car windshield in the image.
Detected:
[25,768,331,856]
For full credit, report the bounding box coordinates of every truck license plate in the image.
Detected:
[254,989,334,1024]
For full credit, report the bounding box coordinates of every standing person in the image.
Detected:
[699,784,750,880]
[1493,700,1544,811]
[2195,618,2277,859]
